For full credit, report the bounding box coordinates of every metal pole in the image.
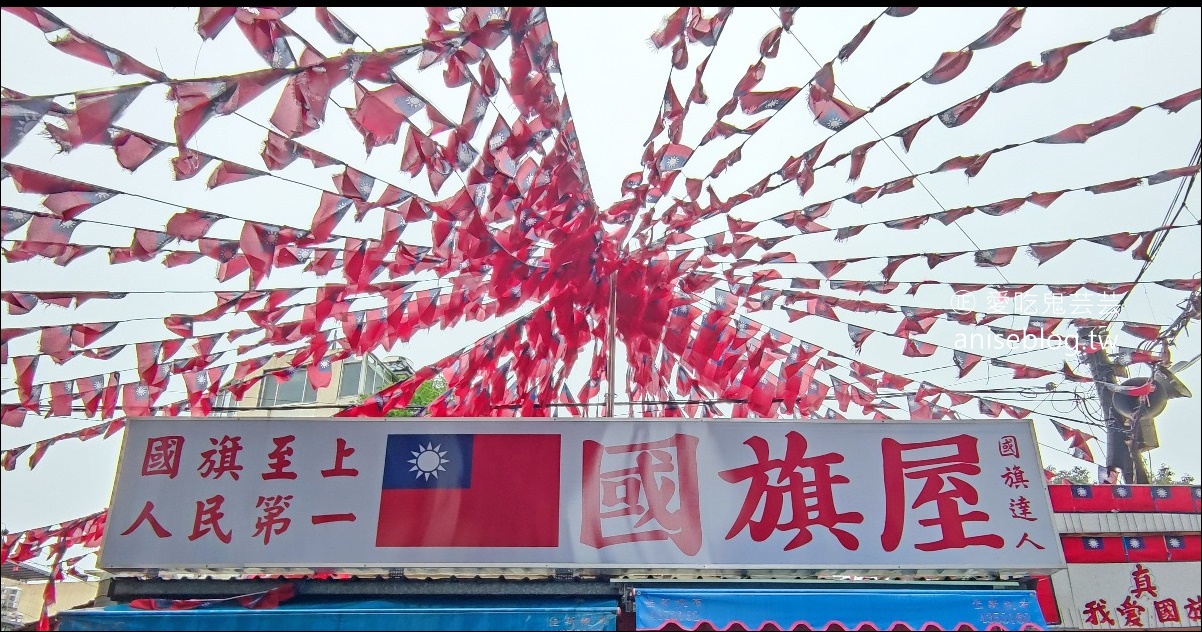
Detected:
[1078,326,1150,484]
[606,271,617,418]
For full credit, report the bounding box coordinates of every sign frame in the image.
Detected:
[98,417,1066,575]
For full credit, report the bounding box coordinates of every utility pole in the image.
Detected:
[1078,326,1150,484]
[605,271,617,418]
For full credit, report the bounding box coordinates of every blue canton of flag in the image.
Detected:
[382,434,471,489]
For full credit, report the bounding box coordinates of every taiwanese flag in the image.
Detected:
[1059,484,1116,512]
[376,433,561,547]
[938,92,989,127]
[121,382,157,417]
[656,143,693,173]
[922,50,973,84]
[307,357,333,390]
[3,99,52,159]
[1061,535,1126,563]
[808,85,864,130]
[48,380,74,417]
[1108,484,1155,511]
[738,87,800,115]
[968,7,1025,50]
[76,374,107,417]
[1150,485,1198,513]
[1165,534,1202,562]
[1123,535,1168,562]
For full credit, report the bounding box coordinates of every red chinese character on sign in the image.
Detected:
[1130,564,1158,599]
[580,434,702,555]
[188,494,232,544]
[118,501,172,538]
[141,436,184,478]
[1116,596,1146,628]
[1185,597,1201,621]
[881,435,1004,552]
[1001,465,1030,489]
[720,431,863,551]
[1008,497,1037,521]
[1154,598,1180,624]
[998,435,1019,458]
[311,513,357,525]
[198,435,244,480]
[253,494,293,544]
[1083,599,1115,625]
[321,438,359,477]
[1015,532,1045,549]
[262,435,297,480]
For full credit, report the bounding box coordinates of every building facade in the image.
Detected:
[215,353,402,418]
[1,562,98,631]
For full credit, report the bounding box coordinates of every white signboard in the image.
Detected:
[1059,563,1202,628]
[98,418,1064,572]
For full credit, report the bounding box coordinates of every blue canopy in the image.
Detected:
[58,597,618,631]
[633,588,1047,630]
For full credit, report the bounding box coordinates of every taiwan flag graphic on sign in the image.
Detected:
[376,434,561,547]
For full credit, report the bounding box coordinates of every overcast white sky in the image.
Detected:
[1,7,1200,560]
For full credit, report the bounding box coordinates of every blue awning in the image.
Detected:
[58,597,618,631]
[633,588,1047,631]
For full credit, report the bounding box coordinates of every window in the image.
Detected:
[334,356,397,399]
[2,586,19,609]
[210,390,237,417]
[338,361,362,398]
[365,364,382,395]
[259,371,317,407]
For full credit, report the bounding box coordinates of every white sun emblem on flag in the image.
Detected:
[1115,486,1129,497]
[195,373,208,388]
[826,115,843,130]
[761,99,780,111]
[408,443,450,480]
[92,377,105,390]
[135,384,149,398]
[664,156,683,169]
[1127,538,1141,549]
[1086,538,1101,549]
[1155,487,1169,498]
[1075,486,1089,496]
[1168,537,1181,548]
